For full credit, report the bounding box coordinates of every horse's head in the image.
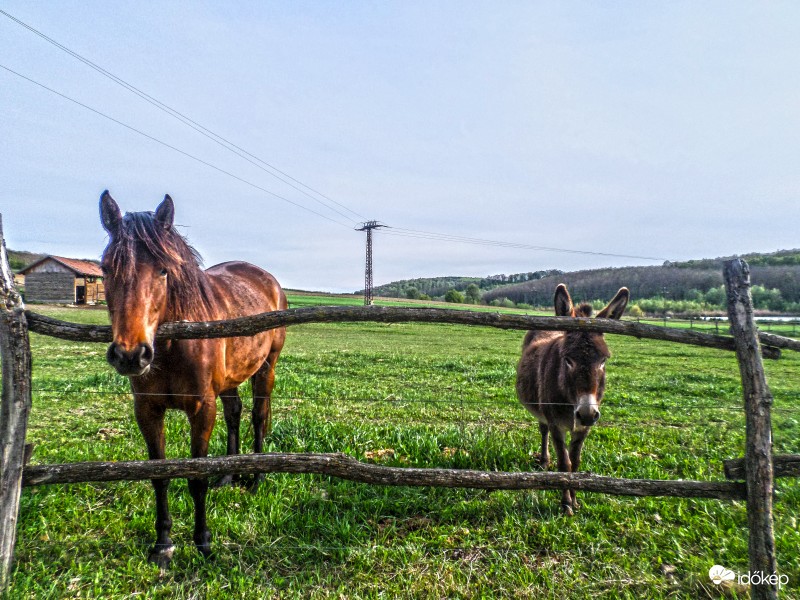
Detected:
[554,284,629,428]
[99,191,199,376]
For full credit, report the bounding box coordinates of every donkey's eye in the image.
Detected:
[160,268,168,277]
[565,358,576,370]
[598,360,606,371]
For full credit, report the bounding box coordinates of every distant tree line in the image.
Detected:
[370,270,563,299]
[364,248,800,314]
[482,265,800,313]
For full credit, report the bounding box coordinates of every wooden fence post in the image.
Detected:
[0,214,32,591]
[724,259,778,600]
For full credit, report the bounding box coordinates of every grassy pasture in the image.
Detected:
[4,295,800,598]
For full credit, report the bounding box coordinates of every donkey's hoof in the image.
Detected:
[148,543,175,568]
[560,503,574,517]
[211,474,237,488]
[247,472,265,493]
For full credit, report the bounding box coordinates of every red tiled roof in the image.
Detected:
[20,255,103,277]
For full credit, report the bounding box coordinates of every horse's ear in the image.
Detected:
[155,194,175,229]
[597,287,630,320]
[100,190,122,235]
[554,284,574,317]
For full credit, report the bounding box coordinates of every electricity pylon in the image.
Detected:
[356,221,386,305]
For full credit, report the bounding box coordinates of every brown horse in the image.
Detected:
[516,284,628,515]
[99,191,287,566]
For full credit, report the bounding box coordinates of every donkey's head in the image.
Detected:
[99,191,205,376]
[554,284,629,428]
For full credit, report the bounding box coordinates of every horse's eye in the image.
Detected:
[160,268,168,277]
[598,360,606,370]
[565,357,576,370]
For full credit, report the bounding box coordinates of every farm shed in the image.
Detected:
[18,255,104,304]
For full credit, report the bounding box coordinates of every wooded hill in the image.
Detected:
[368,270,563,299]
[372,249,800,312]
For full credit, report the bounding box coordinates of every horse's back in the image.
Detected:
[204,261,287,389]
[206,261,287,314]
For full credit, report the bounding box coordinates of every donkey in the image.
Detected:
[516,284,629,515]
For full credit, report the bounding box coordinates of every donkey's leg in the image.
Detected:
[567,429,590,510]
[188,399,216,558]
[548,425,574,515]
[538,423,550,469]
[134,399,174,567]
[249,354,278,489]
[212,388,242,488]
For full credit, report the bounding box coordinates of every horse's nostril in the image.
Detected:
[107,343,123,366]
[138,343,154,366]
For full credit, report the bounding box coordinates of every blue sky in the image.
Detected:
[1,2,799,292]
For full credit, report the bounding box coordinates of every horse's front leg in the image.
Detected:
[548,425,573,515]
[567,428,589,510]
[134,399,174,567]
[188,399,216,558]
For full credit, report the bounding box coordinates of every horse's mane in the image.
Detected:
[103,211,215,321]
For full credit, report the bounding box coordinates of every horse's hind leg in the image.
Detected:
[212,388,242,488]
[250,352,279,489]
[188,399,216,558]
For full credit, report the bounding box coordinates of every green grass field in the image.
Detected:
[5,294,800,598]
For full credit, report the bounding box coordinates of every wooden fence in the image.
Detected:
[1,217,797,598]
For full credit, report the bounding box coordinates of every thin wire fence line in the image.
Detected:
[27,389,800,413]
[0,63,353,229]
[0,9,365,225]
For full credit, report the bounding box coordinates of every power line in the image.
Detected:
[0,63,353,229]
[383,227,667,262]
[0,9,366,224]
[1,9,669,264]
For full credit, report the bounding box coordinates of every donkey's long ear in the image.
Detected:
[597,287,630,320]
[100,190,122,235]
[554,284,574,317]
[155,194,175,229]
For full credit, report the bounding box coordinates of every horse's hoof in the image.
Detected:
[539,460,550,471]
[148,544,175,568]
[561,503,574,517]
[194,531,213,559]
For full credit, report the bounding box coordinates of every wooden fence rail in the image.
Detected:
[21,452,747,500]
[24,305,797,358]
[0,209,794,598]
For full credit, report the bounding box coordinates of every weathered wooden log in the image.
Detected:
[24,306,783,358]
[0,215,33,590]
[21,452,747,500]
[724,454,800,480]
[725,259,778,600]
[757,330,800,352]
